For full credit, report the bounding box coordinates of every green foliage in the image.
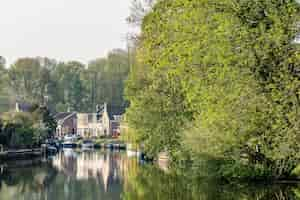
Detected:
[55,61,86,111]
[55,102,68,112]
[85,49,130,111]
[0,106,56,149]
[5,50,130,113]
[291,164,300,178]
[122,160,300,200]
[0,57,10,113]
[32,106,57,138]
[125,0,300,178]
[9,58,46,103]
[0,112,35,148]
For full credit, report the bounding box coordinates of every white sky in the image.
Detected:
[0,0,133,66]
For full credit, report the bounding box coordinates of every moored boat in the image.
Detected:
[81,140,94,149]
[105,143,113,149]
[62,135,77,148]
[127,150,141,157]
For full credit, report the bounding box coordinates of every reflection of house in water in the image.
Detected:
[52,150,78,177]
[51,150,126,192]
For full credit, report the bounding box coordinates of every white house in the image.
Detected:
[77,103,110,138]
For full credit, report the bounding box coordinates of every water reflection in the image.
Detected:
[122,164,300,200]
[52,149,127,192]
[0,150,300,200]
[0,149,131,200]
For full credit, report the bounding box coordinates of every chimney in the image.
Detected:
[104,102,107,113]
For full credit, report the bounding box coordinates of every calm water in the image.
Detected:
[0,149,300,200]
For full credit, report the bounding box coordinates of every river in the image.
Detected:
[0,149,299,200]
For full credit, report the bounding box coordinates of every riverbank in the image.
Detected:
[0,149,43,161]
[0,139,129,162]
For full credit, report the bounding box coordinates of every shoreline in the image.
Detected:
[2,148,300,184]
[0,148,43,161]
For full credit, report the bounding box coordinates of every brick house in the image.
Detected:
[54,112,77,138]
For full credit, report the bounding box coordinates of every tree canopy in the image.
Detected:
[125,0,300,178]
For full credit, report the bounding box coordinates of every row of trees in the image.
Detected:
[0,49,130,113]
[124,0,300,179]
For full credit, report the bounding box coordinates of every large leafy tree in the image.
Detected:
[85,49,130,112]
[125,0,300,177]
[9,58,41,101]
[8,57,57,105]
[52,61,84,111]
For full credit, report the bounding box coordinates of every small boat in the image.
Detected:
[112,143,126,150]
[105,143,113,149]
[81,140,94,149]
[62,135,77,148]
[127,150,141,157]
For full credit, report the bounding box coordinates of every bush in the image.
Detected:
[0,111,53,149]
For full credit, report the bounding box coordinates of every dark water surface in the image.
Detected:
[0,149,300,200]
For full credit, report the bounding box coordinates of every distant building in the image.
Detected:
[54,103,125,138]
[77,103,110,138]
[54,112,77,138]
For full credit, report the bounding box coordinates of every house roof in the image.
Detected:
[54,112,73,120]
[16,101,35,112]
[54,112,76,125]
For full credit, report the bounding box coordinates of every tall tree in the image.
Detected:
[53,61,86,112]
[125,0,300,177]
[86,49,130,112]
[0,57,10,113]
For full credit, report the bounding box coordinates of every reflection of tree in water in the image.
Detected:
[122,164,300,200]
[0,159,58,199]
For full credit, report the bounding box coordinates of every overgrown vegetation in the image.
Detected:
[124,0,300,179]
[0,106,56,149]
